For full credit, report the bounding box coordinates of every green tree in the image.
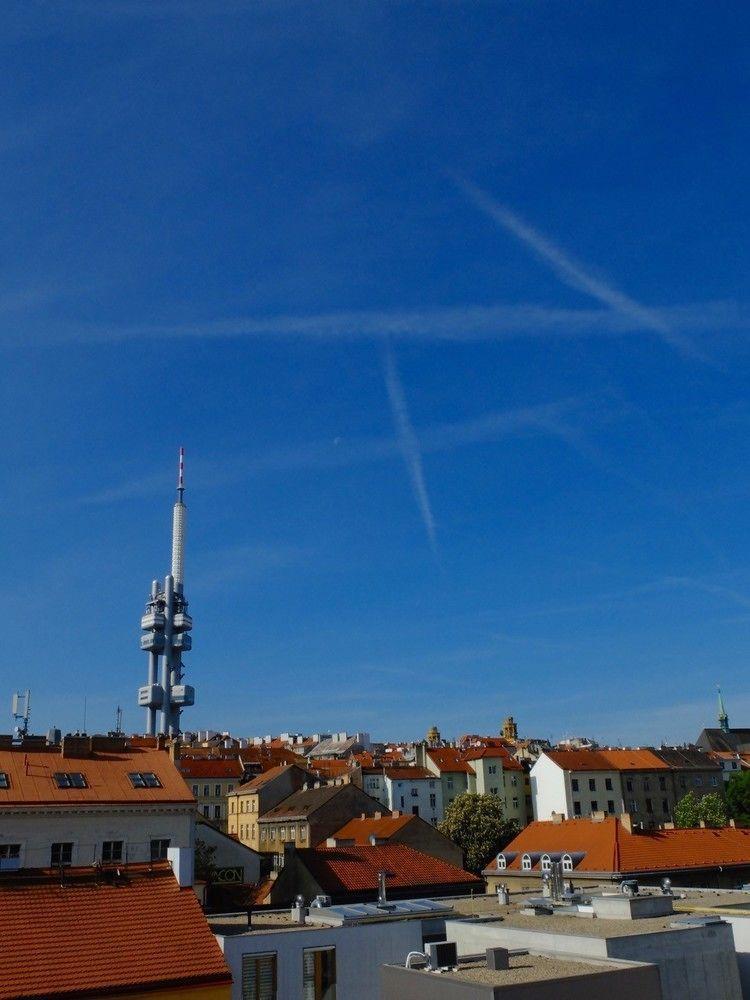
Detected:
[438,792,519,873]
[194,838,217,881]
[726,770,750,826]
[674,790,727,828]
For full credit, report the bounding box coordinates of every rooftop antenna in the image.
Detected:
[115,705,123,736]
[11,691,30,741]
[82,695,87,736]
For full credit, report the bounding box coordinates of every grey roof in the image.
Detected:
[654,746,722,770]
[261,782,345,820]
[696,729,750,754]
[307,737,362,759]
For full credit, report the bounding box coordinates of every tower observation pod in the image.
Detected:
[137,448,195,736]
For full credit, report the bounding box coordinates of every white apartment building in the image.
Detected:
[530,751,621,821]
[383,767,443,825]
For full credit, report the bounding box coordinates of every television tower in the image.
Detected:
[137,448,195,736]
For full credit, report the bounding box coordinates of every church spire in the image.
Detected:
[718,686,730,733]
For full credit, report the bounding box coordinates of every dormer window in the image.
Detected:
[541,854,552,872]
[497,854,507,870]
[53,772,87,789]
[128,772,162,788]
[521,854,532,871]
[0,773,9,789]
[562,854,573,873]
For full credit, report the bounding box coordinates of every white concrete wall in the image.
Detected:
[218,917,424,1000]
[713,916,750,999]
[363,773,389,806]
[385,776,443,825]
[0,806,194,867]
[196,822,261,884]
[530,754,569,820]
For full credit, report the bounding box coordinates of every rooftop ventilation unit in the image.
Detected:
[426,942,457,972]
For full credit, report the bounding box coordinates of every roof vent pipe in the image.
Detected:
[377,870,387,906]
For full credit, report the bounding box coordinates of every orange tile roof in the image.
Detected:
[383,766,434,781]
[299,844,482,894]
[330,814,413,843]
[543,748,669,772]
[310,758,352,779]
[233,762,300,792]
[484,818,750,877]
[461,747,523,770]
[427,748,475,774]
[0,747,194,806]
[238,745,306,768]
[177,758,243,779]
[0,863,231,999]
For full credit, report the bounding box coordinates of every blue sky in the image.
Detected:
[2,1,750,744]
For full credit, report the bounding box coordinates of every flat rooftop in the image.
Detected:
[403,954,630,987]
[209,911,318,936]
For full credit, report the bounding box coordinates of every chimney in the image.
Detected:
[620,813,634,834]
[550,811,563,824]
[377,870,388,906]
[167,846,194,888]
[729,819,737,828]
[591,810,606,823]
[61,735,90,759]
[699,820,707,828]
[391,810,400,818]
[374,811,382,820]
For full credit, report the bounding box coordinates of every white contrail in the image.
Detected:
[382,340,438,558]
[454,176,704,360]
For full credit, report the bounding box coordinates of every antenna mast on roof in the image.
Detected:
[11,690,30,741]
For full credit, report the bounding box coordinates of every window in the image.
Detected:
[573,800,581,816]
[605,778,613,791]
[215,784,222,797]
[0,773,9,789]
[588,778,596,792]
[400,796,404,809]
[202,805,210,817]
[571,779,579,792]
[300,826,307,841]
[643,778,650,791]
[53,772,87,789]
[228,784,234,793]
[488,765,497,775]
[521,854,532,871]
[280,827,286,840]
[192,784,199,796]
[410,788,419,797]
[429,793,436,808]
[241,952,277,1000]
[679,776,687,789]
[711,776,718,787]
[129,772,161,789]
[102,840,123,862]
[512,796,519,809]
[51,842,73,866]
[0,844,21,870]
[732,762,738,770]
[662,799,669,813]
[626,779,633,792]
[541,854,551,872]
[429,780,435,788]
[629,799,637,812]
[214,805,221,820]
[658,776,667,791]
[260,828,266,842]
[203,784,210,797]
[150,838,170,861]
[694,777,703,787]
[562,854,573,873]
[446,777,454,787]
[591,800,598,812]
[645,798,653,814]
[289,825,296,839]
[497,854,506,870]
[511,775,518,787]
[231,801,235,813]
[412,805,419,816]
[607,800,615,813]
[490,787,498,796]
[303,947,336,1000]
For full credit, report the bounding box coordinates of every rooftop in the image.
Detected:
[0,863,231,999]
[329,813,413,843]
[0,743,194,806]
[543,748,670,772]
[261,782,345,818]
[177,757,243,779]
[399,953,638,986]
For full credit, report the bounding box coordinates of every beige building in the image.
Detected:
[227,763,312,851]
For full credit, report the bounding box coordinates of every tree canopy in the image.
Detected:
[438,792,519,873]
[673,790,727,829]
[726,770,750,826]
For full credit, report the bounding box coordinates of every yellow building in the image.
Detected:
[227,762,312,850]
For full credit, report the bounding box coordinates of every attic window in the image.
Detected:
[53,772,87,789]
[562,854,573,873]
[0,773,9,789]
[521,854,532,871]
[128,772,162,789]
[496,854,507,870]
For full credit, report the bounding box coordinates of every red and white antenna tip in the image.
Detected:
[177,447,185,491]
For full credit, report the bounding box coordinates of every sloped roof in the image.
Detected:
[383,766,434,781]
[0,747,194,807]
[543,749,669,772]
[653,747,721,771]
[0,863,231,999]
[484,818,750,876]
[238,745,306,768]
[298,844,482,893]
[330,814,413,843]
[427,748,475,774]
[177,757,243,779]
[461,747,523,771]
[235,762,300,793]
[310,758,352,779]
[262,783,344,819]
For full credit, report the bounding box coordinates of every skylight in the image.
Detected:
[0,773,9,789]
[128,771,162,788]
[53,772,87,789]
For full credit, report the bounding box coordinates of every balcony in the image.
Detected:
[140,633,165,653]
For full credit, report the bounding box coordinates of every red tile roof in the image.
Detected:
[484,817,750,876]
[238,745,306,768]
[299,844,482,893]
[461,747,523,771]
[0,863,231,999]
[330,814,413,843]
[427,748,475,775]
[543,748,670,772]
[177,758,243,779]
[310,758,352,779]
[0,747,195,806]
[383,766,434,781]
